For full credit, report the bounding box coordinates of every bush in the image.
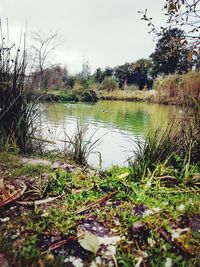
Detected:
[100,77,119,92]
[154,71,200,105]
[61,91,79,102]
[80,90,97,102]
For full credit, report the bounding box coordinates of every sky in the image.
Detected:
[0,0,167,73]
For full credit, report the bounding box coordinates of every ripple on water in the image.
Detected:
[38,101,179,168]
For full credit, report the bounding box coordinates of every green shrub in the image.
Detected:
[80,90,97,102]
[61,91,79,102]
[100,77,119,92]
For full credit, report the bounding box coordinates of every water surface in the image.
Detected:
[39,101,179,168]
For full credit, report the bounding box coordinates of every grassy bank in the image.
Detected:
[33,71,200,106]
[1,105,200,266]
[34,89,98,103]
[0,151,199,267]
[97,89,155,102]
[34,88,155,104]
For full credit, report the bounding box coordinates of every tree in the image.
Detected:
[76,61,92,89]
[94,68,104,83]
[104,67,114,77]
[139,0,200,51]
[114,60,152,89]
[94,67,114,83]
[114,63,134,88]
[131,59,153,89]
[150,28,193,77]
[31,31,61,89]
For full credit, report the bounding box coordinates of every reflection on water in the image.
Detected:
[39,101,179,168]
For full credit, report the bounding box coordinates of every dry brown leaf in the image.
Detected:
[0,180,26,207]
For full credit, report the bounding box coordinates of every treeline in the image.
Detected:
[31,28,200,93]
[31,59,153,91]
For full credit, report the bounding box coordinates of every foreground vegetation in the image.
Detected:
[0,105,199,266]
[0,150,199,267]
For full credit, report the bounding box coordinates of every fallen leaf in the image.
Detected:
[77,227,100,254]
[0,180,26,207]
[117,172,130,179]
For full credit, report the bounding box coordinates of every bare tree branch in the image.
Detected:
[31,31,61,89]
[139,0,200,51]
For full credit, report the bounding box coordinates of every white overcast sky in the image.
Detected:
[0,0,167,73]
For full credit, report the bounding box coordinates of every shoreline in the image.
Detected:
[34,89,197,107]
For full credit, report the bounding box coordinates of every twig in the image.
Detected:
[135,240,147,267]
[76,190,118,214]
[43,236,78,253]
[155,176,177,180]
[161,189,200,194]
[159,228,192,255]
[17,195,62,206]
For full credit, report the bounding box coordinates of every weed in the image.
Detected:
[63,121,102,166]
[0,21,41,153]
[128,104,200,183]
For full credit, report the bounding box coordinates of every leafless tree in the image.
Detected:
[31,31,61,89]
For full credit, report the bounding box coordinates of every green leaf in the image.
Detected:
[77,227,100,254]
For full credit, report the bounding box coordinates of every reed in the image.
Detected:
[128,105,200,181]
[63,121,102,166]
[154,71,200,105]
[0,21,37,152]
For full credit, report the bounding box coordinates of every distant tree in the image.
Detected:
[94,68,104,83]
[114,63,133,88]
[150,28,193,77]
[80,61,91,80]
[114,60,152,89]
[132,59,153,89]
[104,67,114,77]
[32,65,67,89]
[64,74,77,88]
[76,61,91,89]
[94,67,114,83]
[100,77,119,92]
[31,31,61,89]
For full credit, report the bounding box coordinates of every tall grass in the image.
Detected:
[62,121,102,166]
[128,104,200,181]
[0,21,37,152]
[98,89,155,101]
[154,71,200,105]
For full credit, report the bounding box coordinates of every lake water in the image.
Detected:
[39,101,179,168]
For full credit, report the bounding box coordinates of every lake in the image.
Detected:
[39,101,179,168]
